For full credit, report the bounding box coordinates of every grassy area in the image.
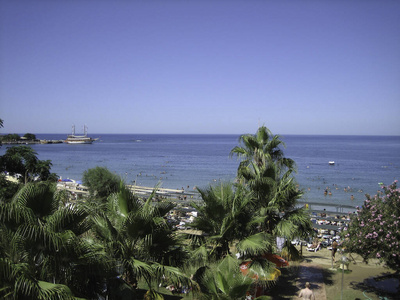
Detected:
[325,266,397,300]
[267,247,398,300]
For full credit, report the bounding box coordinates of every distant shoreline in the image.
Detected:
[1,139,64,145]
[2,133,400,138]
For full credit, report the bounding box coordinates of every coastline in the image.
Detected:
[1,139,64,145]
[2,134,398,209]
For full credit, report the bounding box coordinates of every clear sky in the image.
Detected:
[1,0,399,135]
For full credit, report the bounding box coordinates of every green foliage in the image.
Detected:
[144,289,164,300]
[82,166,120,200]
[185,126,313,297]
[0,134,21,142]
[90,182,188,295]
[230,126,313,241]
[23,133,36,140]
[0,173,21,201]
[191,183,272,259]
[192,255,254,300]
[230,126,294,172]
[342,181,400,272]
[0,146,56,183]
[0,182,110,299]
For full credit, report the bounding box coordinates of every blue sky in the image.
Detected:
[1,1,399,135]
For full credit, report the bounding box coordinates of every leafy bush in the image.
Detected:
[82,166,120,199]
[0,134,20,142]
[342,181,400,272]
[23,133,37,140]
[0,146,55,183]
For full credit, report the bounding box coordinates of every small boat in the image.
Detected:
[329,161,335,165]
[65,125,98,144]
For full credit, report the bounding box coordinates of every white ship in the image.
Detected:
[65,125,98,144]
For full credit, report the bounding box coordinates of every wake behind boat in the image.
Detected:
[65,125,98,144]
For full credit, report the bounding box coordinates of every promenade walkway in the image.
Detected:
[128,185,202,201]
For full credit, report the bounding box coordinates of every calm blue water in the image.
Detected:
[1,134,399,207]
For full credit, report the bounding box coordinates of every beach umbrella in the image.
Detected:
[239,261,281,281]
[62,179,73,182]
[240,260,282,298]
[262,253,289,268]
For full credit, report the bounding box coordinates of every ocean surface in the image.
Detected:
[1,134,399,208]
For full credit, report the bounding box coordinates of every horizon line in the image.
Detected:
[1,132,399,137]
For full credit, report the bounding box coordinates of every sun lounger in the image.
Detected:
[307,243,321,252]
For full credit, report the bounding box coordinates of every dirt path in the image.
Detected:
[296,263,327,299]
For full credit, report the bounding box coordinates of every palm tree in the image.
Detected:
[0,146,55,183]
[192,255,254,300]
[191,254,277,300]
[0,182,110,299]
[90,182,188,298]
[184,182,276,299]
[239,161,305,228]
[230,126,294,172]
[190,183,273,260]
[231,126,313,256]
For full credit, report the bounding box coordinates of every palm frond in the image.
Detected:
[236,232,273,257]
[186,245,209,266]
[46,203,90,236]
[123,257,153,280]
[14,275,39,299]
[144,289,164,300]
[0,258,14,285]
[90,213,118,242]
[37,280,78,300]
[12,182,58,218]
[194,255,254,300]
[273,219,297,240]
[151,262,188,286]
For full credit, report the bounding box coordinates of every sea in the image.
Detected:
[1,134,399,209]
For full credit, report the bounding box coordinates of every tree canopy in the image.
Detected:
[230,126,312,245]
[0,182,109,299]
[0,146,56,184]
[0,134,21,142]
[82,166,121,200]
[23,133,37,140]
[342,181,400,272]
[188,126,313,296]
